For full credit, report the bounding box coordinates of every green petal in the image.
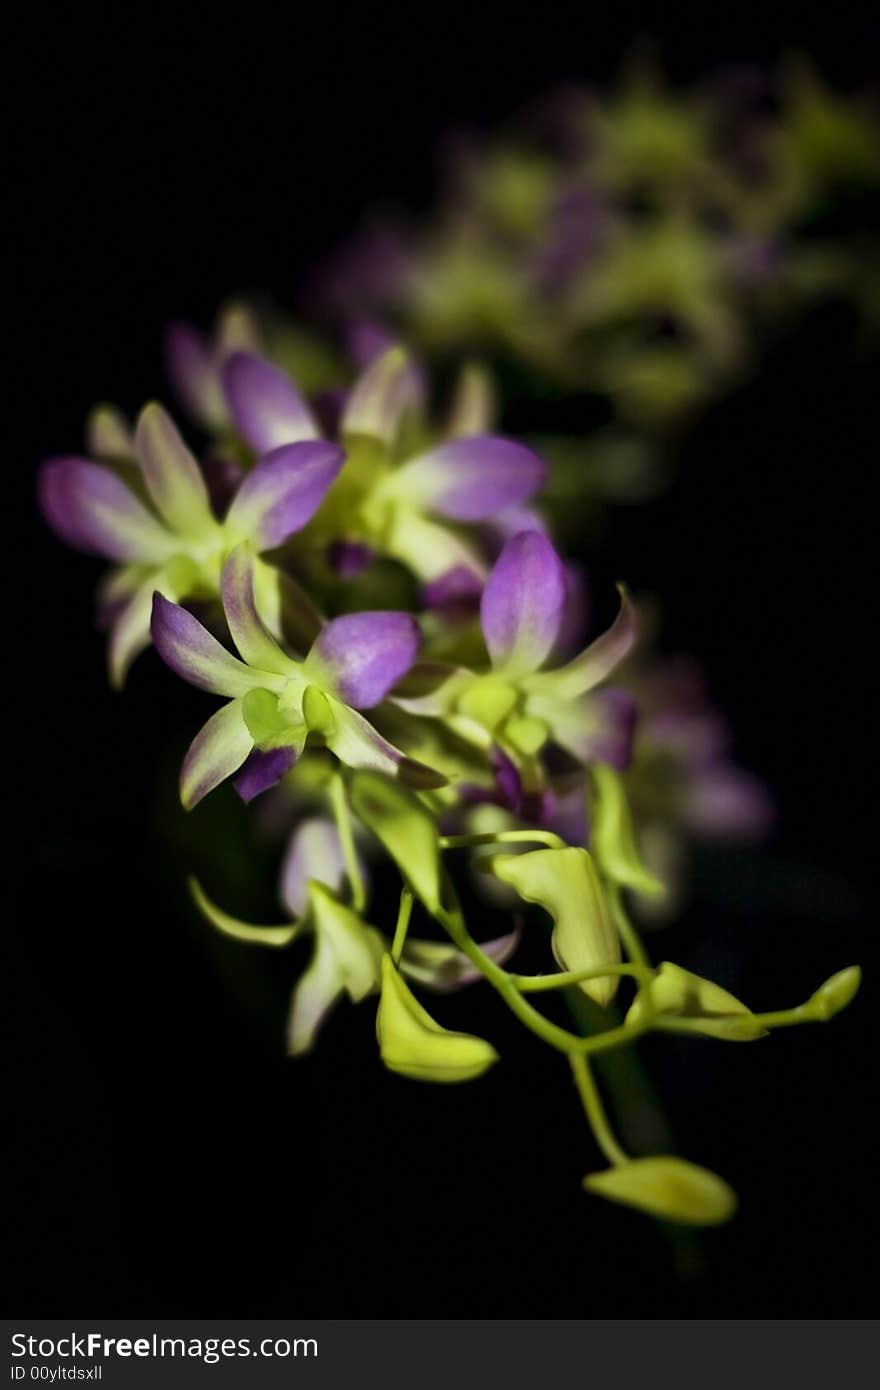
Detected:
[309,883,383,1001]
[489,848,620,1005]
[349,771,442,913]
[189,877,300,947]
[626,961,767,1040]
[376,955,499,1083]
[590,764,665,897]
[584,1157,737,1225]
[287,931,345,1055]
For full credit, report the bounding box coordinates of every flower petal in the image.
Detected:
[489,847,620,1006]
[280,817,349,918]
[309,883,383,1001]
[392,437,546,522]
[180,700,254,808]
[537,584,637,697]
[340,345,416,444]
[287,931,345,1055]
[481,531,567,675]
[376,955,499,1083]
[224,441,345,550]
[152,593,276,696]
[189,877,299,947]
[401,926,520,992]
[446,363,496,437]
[86,404,136,462]
[583,1158,737,1225]
[232,744,300,803]
[542,688,638,770]
[222,351,320,452]
[163,322,227,430]
[220,545,297,675]
[38,457,172,562]
[306,611,420,709]
[324,702,447,788]
[134,403,215,537]
[107,576,165,688]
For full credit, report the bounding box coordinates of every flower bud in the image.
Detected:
[376,955,499,1083]
[583,1156,737,1225]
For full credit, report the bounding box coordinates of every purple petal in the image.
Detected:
[225,442,345,550]
[164,322,227,429]
[684,764,774,841]
[180,700,254,808]
[327,540,373,578]
[393,436,546,522]
[306,611,420,708]
[38,457,172,562]
[220,546,293,674]
[280,817,348,917]
[481,531,567,674]
[151,593,268,696]
[133,403,214,536]
[347,319,398,369]
[423,565,483,614]
[325,704,446,788]
[550,688,638,770]
[222,352,319,452]
[233,745,298,804]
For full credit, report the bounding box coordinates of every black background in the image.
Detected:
[6,4,878,1317]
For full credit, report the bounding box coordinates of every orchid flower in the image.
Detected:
[39,403,344,685]
[396,530,638,798]
[150,544,446,807]
[219,343,547,590]
[191,816,517,1054]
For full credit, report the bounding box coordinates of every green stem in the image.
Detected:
[390,887,414,966]
[513,963,644,992]
[330,775,366,913]
[436,903,580,1055]
[440,829,567,852]
[606,880,653,982]
[569,1054,629,1167]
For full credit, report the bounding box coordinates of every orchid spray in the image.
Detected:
[39,315,860,1227]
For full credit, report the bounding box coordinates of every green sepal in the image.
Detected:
[583,1157,737,1226]
[488,847,620,1006]
[308,883,383,1002]
[349,771,443,913]
[376,955,499,1083]
[626,961,767,1040]
[590,763,665,898]
[806,965,861,1020]
[189,877,300,948]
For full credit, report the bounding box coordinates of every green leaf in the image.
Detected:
[376,955,499,1083]
[349,771,443,913]
[590,763,665,897]
[583,1157,737,1225]
[488,847,620,1005]
[625,961,767,1040]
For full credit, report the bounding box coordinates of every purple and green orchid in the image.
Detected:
[39,402,344,685]
[37,198,861,1223]
[151,544,445,806]
[395,529,637,801]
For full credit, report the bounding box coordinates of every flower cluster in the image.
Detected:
[313,61,879,513]
[39,305,860,1227]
